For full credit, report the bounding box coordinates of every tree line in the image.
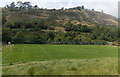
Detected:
[5,1,39,11]
[5,1,86,11]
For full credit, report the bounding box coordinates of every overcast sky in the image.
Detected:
[0,0,119,17]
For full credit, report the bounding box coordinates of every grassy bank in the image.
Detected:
[3,58,118,75]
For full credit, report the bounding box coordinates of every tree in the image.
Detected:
[14,31,25,43]
[2,28,12,44]
[4,20,24,28]
[92,9,94,11]
[37,19,47,29]
[46,31,55,40]
[66,36,72,43]
[9,2,16,11]
[4,21,13,28]
[24,2,32,9]
[5,5,10,9]
[73,25,81,31]
[25,21,33,28]
[54,30,64,43]
[29,35,44,44]
[65,22,73,31]
[76,6,82,10]
[34,5,39,9]
[82,6,84,9]
[80,25,91,32]
[54,35,60,42]
[47,38,53,43]
[73,35,81,43]
[16,1,23,9]
[61,7,64,10]
[101,10,104,13]
[10,2,15,8]
[2,14,7,25]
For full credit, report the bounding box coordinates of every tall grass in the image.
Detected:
[3,58,118,75]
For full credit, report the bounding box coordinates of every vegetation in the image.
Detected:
[3,58,118,75]
[2,21,118,44]
[2,1,118,45]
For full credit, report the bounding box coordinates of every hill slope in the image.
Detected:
[2,8,118,44]
[2,8,118,27]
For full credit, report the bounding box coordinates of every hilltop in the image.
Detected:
[2,7,118,27]
[2,1,118,27]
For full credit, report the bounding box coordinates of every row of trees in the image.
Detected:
[5,1,86,11]
[66,22,118,42]
[2,28,108,45]
[5,1,39,10]
[68,6,85,10]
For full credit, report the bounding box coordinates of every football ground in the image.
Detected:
[2,44,118,64]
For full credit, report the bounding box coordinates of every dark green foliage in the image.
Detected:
[46,31,55,40]
[2,14,7,25]
[65,22,73,31]
[2,28,12,43]
[2,20,118,44]
[71,67,77,71]
[13,31,25,43]
[65,22,91,32]
[91,26,118,42]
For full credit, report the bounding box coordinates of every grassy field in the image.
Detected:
[2,44,118,64]
[2,44,118,75]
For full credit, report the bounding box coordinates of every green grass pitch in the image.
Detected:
[2,44,118,64]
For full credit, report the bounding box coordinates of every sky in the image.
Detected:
[0,0,119,17]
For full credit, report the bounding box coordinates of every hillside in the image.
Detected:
[2,5,119,45]
[2,8,118,27]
